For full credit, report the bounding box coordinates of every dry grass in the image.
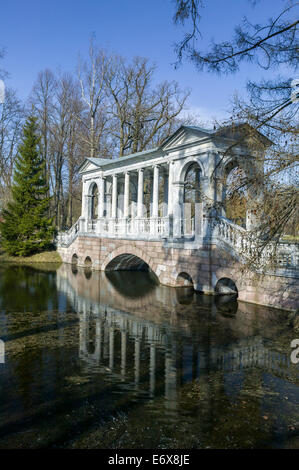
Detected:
[0,249,62,264]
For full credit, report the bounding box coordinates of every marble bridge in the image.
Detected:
[57,125,298,311]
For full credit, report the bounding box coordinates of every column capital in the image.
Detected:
[172,181,185,188]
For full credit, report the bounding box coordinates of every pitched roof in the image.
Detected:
[79,123,272,173]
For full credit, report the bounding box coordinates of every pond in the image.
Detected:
[0,263,298,449]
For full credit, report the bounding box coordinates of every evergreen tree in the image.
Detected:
[0,116,54,256]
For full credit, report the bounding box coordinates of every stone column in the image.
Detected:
[167,161,174,216]
[124,172,130,218]
[98,177,105,218]
[152,165,159,218]
[111,174,118,219]
[172,182,184,238]
[81,180,89,219]
[137,169,144,218]
[163,172,169,216]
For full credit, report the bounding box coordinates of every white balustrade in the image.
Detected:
[181,218,195,237]
[56,212,298,272]
[216,215,298,270]
[60,216,171,240]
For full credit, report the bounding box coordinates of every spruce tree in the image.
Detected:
[0,116,54,256]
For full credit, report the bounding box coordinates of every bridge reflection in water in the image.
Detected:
[56,264,298,414]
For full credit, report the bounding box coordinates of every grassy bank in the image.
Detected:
[0,249,62,264]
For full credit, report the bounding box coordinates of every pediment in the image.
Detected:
[160,126,212,151]
[79,160,100,174]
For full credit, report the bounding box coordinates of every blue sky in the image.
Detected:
[0,0,293,123]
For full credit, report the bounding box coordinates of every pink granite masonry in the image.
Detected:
[58,236,298,311]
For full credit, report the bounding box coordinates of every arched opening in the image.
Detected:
[223,162,247,228]
[84,256,92,268]
[71,254,78,265]
[177,272,194,287]
[183,162,201,235]
[89,183,98,220]
[105,253,150,272]
[215,277,238,297]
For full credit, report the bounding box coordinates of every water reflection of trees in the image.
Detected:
[0,265,59,313]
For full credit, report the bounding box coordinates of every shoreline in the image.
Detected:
[0,250,62,265]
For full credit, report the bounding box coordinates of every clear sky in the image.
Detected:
[0,0,293,123]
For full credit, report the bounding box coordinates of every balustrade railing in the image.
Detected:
[56,220,80,246]
[181,217,195,237]
[216,215,298,269]
[56,214,298,270]
[81,216,171,239]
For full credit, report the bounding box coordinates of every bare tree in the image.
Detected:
[106,56,190,156]
[77,38,112,159]
[172,0,299,259]
[173,0,298,73]
[49,73,75,228]
[0,88,24,208]
[30,69,57,213]
[64,82,85,227]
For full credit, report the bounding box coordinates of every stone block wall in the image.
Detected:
[57,235,298,311]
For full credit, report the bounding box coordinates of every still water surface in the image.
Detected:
[0,263,298,449]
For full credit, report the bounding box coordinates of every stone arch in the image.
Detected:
[179,159,203,236]
[88,181,99,219]
[176,272,194,287]
[215,277,238,297]
[221,157,259,228]
[71,253,78,265]
[179,157,205,183]
[101,245,160,281]
[84,256,92,267]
